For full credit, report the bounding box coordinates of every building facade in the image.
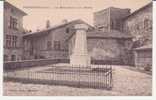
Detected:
[68,28,133,65]
[123,3,152,67]
[94,7,130,32]
[134,45,152,68]
[123,3,152,46]
[4,2,27,61]
[23,20,93,60]
[92,2,152,66]
[85,7,133,64]
[4,1,152,67]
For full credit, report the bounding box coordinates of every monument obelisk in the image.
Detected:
[70,24,90,67]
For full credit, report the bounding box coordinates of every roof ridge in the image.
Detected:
[124,2,152,19]
[4,1,27,15]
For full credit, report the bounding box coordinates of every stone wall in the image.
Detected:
[23,20,92,60]
[94,8,110,30]
[110,8,130,31]
[23,25,69,59]
[4,49,23,61]
[94,7,130,31]
[87,38,133,65]
[134,50,152,67]
[40,50,68,59]
[4,59,69,70]
[68,30,133,65]
[123,3,152,45]
[4,2,26,61]
[23,34,52,59]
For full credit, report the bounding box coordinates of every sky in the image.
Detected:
[6,0,152,31]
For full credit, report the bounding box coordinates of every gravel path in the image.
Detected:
[3,65,152,96]
[112,66,152,96]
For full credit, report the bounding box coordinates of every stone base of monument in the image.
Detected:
[70,54,91,67]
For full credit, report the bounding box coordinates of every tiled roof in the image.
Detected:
[124,2,152,19]
[87,30,132,39]
[23,27,51,38]
[5,1,27,16]
[134,44,152,51]
[23,19,93,38]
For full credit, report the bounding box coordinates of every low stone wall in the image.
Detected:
[4,58,131,71]
[134,50,152,67]
[91,59,123,65]
[4,59,69,70]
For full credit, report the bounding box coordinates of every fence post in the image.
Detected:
[79,65,80,88]
[110,65,113,88]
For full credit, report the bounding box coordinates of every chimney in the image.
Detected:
[62,19,68,24]
[126,8,131,13]
[46,20,50,28]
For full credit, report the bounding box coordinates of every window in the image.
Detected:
[144,18,150,29]
[11,55,16,61]
[12,36,17,48]
[6,35,11,48]
[136,24,140,30]
[54,41,61,50]
[66,28,69,33]
[9,16,18,30]
[6,35,17,48]
[30,45,34,55]
[4,55,8,61]
[145,19,152,29]
[97,26,104,31]
[11,9,14,13]
[111,20,121,30]
[110,21,114,29]
[98,26,104,29]
[144,19,152,30]
[47,41,52,50]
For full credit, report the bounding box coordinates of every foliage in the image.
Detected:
[144,65,151,71]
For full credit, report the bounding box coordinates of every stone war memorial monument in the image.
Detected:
[70,24,91,66]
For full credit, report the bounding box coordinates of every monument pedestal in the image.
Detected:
[70,24,90,67]
[70,54,90,67]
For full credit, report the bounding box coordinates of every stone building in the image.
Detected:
[68,3,152,66]
[4,1,27,61]
[23,19,93,60]
[94,7,130,32]
[134,44,152,68]
[123,2,152,67]
[123,2,152,46]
